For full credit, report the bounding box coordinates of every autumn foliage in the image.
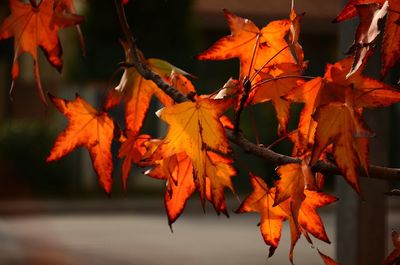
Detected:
[1,0,400,264]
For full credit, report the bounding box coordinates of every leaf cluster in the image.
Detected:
[1,0,400,264]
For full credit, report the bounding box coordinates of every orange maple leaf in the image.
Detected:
[274,162,308,263]
[146,152,196,226]
[285,77,323,155]
[46,94,115,194]
[298,190,337,244]
[249,63,304,135]
[0,0,84,105]
[118,134,151,190]
[155,97,233,205]
[146,151,234,225]
[105,41,190,135]
[54,0,85,54]
[274,163,306,207]
[236,175,287,257]
[237,174,335,260]
[288,0,305,67]
[286,57,400,192]
[286,189,337,264]
[196,9,293,80]
[275,162,335,263]
[205,151,236,214]
[318,249,342,265]
[311,101,372,193]
[106,43,194,187]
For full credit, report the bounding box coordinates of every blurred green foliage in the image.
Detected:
[0,121,78,198]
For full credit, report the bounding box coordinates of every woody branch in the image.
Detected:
[114,0,400,182]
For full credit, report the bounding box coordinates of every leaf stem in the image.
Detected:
[247,34,261,79]
[250,45,289,83]
[266,129,298,150]
[251,75,316,91]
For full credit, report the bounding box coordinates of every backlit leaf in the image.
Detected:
[46,94,115,194]
[0,0,84,105]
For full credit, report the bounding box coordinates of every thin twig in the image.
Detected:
[250,45,289,83]
[251,75,316,91]
[266,129,298,150]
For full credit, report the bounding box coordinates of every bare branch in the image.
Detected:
[227,131,400,181]
[114,0,400,182]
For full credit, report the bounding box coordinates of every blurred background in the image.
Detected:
[0,0,399,264]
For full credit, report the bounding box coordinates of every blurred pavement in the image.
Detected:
[0,197,396,265]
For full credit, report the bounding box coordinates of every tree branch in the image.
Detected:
[114,0,188,103]
[227,131,400,181]
[114,0,400,182]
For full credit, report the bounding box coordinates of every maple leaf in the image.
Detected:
[311,102,372,193]
[334,0,400,76]
[46,94,115,194]
[195,9,293,80]
[346,2,388,77]
[280,184,336,263]
[54,0,85,54]
[292,191,337,263]
[237,174,335,260]
[106,44,192,185]
[110,56,195,190]
[105,42,190,134]
[333,0,386,22]
[156,97,233,205]
[298,190,337,244]
[382,230,400,265]
[274,163,306,214]
[118,134,151,190]
[236,175,287,257]
[205,151,236,214]
[249,63,304,135]
[288,0,305,67]
[287,189,336,264]
[0,0,84,105]
[274,162,308,263]
[146,151,234,225]
[286,57,400,192]
[146,152,196,226]
[318,249,342,265]
[381,0,400,76]
[285,77,324,155]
